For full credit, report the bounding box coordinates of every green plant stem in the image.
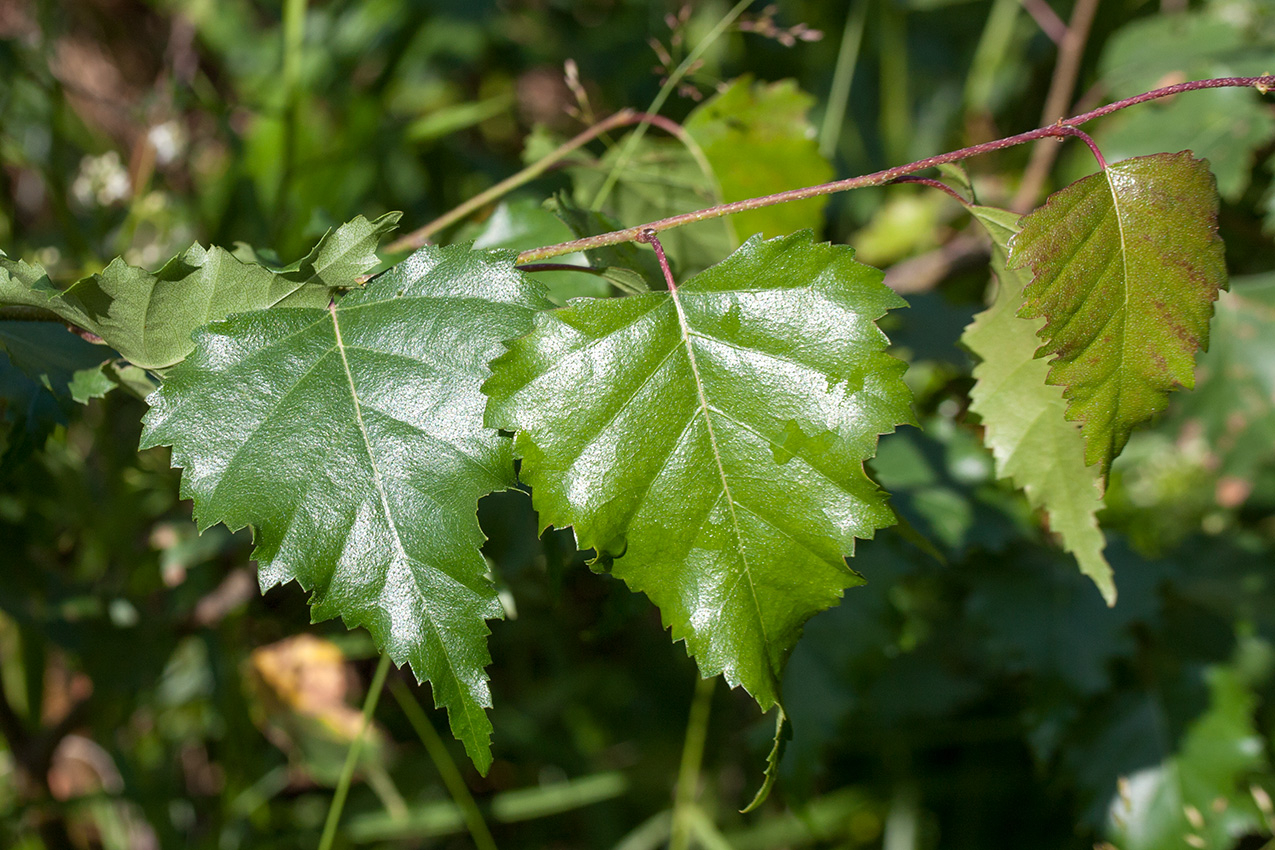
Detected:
[389,677,498,850]
[819,2,867,159]
[383,110,689,254]
[669,675,716,850]
[317,652,391,850]
[276,0,307,237]
[516,75,1273,264]
[588,0,754,210]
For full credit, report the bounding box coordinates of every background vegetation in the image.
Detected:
[3,0,1275,847]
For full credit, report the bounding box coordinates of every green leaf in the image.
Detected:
[1096,12,1274,201]
[962,205,1114,604]
[54,213,401,370]
[0,322,112,474]
[1174,274,1275,483]
[141,244,550,772]
[1104,666,1268,849]
[484,232,913,709]
[1010,153,1228,476]
[469,198,608,303]
[547,193,661,290]
[684,77,834,244]
[569,134,732,276]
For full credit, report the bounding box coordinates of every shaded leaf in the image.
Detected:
[1097,12,1274,201]
[469,198,607,303]
[142,244,550,771]
[1103,667,1267,849]
[569,134,732,275]
[548,193,661,290]
[484,232,913,709]
[963,205,1113,603]
[1010,153,1228,476]
[1173,274,1275,484]
[0,322,112,474]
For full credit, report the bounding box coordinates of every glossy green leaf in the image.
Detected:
[684,77,834,243]
[962,205,1114,604]
[141,244,550,772]
[484,232,914,708]
[1010,153,1228,476]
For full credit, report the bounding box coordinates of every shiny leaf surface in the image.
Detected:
[484,232,913,708]
[142,244,549,771]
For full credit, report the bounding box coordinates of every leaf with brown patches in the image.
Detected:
[1009,152,1228,476]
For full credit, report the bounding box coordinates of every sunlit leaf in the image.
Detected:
[1010,152,1227,476]
[963,205,1114,603]
[484,232,913,708]
[684,77,834,243]
[142,244,550,771]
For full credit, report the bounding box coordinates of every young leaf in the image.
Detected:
[1010,152,1227,476]
[962,205,1114,605]
[142,244,550,772]
[54,213,401,370]
[484,232,914,709]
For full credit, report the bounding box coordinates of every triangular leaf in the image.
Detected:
[963,205,1114,604]
[142,243,550,772]
[484,232,913,709]
[1010,152,1228,476]
[54,213,402,370]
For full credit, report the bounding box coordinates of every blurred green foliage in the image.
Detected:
[2,0,1275,848]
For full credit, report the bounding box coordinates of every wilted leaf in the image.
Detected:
[1010,152,1227,476]
[142,244,550,771]
[963,205,1114,603]
[484,232,913,708]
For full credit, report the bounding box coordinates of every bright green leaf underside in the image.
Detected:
[484,232,914,709]
[142,244,549,772]
[1010,152,1227,476]
[963,205,1114,604]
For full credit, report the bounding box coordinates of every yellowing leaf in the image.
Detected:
[1010,153,1228,476]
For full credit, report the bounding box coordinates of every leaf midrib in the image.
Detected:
[328,301,486,745]
[1106,166,1134,465]
[667,285,772,655]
